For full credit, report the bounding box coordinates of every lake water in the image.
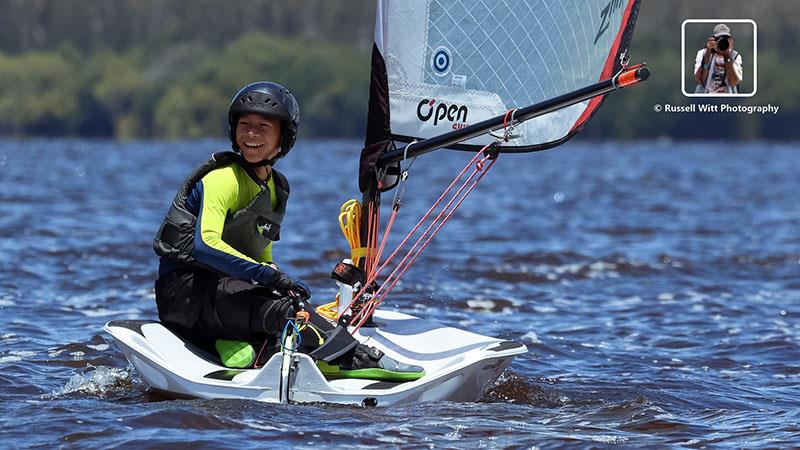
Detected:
[0,138,798,448]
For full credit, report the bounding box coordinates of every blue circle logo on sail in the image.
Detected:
[431,46,451,77]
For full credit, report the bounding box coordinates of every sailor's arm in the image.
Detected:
[258,239,274,265]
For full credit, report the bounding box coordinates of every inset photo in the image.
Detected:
[682,19,756,97]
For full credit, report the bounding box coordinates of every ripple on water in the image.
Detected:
[461,253,662,286]
[483,371,570,407]
[2,141,800,447]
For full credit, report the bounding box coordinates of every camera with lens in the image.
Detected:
[715,35,730,52]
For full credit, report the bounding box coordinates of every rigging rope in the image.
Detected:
[316,200,365,320]
[348,142,501,332]
[364,200,380,278]
[338,199,364,266]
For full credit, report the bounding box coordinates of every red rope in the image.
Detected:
[369,154,488,296]
[345,148,488,318]
[503,108,516,130]
[354,155,497,331]
[374,155,498,302]
[369,204,379,277]
[253,340,269,369]
[349,144,499,332]
[363,200,380,278]
[363,201,372,275]
[372,203,399,277]
[373,149,485,279]
[502,108,518,142]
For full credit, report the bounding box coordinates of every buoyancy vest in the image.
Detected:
[153,151,290,266]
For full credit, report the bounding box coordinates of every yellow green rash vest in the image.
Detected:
[154,152,289,284]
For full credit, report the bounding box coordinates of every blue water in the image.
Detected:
[0,138,798,448]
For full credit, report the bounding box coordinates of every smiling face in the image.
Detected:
[235,113,282,163]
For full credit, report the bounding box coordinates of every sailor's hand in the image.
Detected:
[719,44,733,59]
[273,272,312,300]
[291,278,312,300]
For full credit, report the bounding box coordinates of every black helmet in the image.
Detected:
[228,81,300,161]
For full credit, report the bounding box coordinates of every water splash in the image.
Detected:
[54,365,133,397]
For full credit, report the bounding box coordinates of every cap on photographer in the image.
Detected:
[693,23,743,94]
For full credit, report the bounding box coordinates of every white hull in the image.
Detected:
[105,310,526,406]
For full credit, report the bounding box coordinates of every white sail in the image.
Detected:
[369,0,641,150]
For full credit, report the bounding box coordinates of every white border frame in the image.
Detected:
[681,19,757,97]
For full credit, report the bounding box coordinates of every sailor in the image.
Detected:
[153,81,423,380]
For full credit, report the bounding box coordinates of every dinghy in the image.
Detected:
[106,0,646,405]
[105,310,526,406]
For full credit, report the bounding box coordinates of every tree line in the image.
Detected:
[0,0,374,139]
[0,33,370,138]
[0,0,798,140]
[0,0,373,54]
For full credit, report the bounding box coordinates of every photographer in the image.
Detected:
[693,23,743,94]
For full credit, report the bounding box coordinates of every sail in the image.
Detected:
[363,0,641,156]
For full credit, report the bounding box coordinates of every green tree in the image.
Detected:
[88,51,146,138]
[154,83,229,138]
[0,52,79,135]
[149,32,369,139]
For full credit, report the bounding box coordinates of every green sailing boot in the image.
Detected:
[316,344,425,382]
[215,339,255,368]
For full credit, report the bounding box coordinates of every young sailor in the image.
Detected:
[153,81,422,380]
